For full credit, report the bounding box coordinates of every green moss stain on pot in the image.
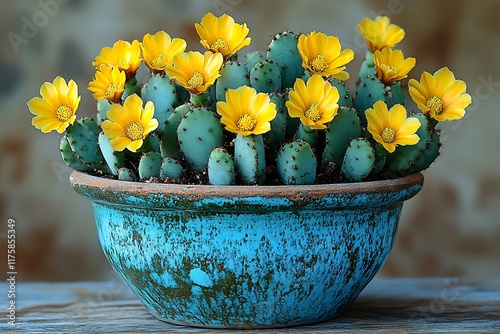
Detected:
[71,171,423,328]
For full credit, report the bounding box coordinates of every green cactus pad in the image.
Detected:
[117,167,138,181]
[59,136,93,173]
[234,134,266,185]
[159,157,183,182]
[144,74,179,126]
[250,60,281,93]
[322,106,362,169]
[329,78,354,107]
[98,132,126,175]
[277,140,317,185]
[178,107,224,173]
[355,75,387,126]
[138,151,162,180]
[208,148,235,185]
[160,103,192,159]
[341,138,375,182]
[81,118,100,136]
[96,99,111,125]
[266,31,303,89]
[66,119,108,172]
[264,92,287,155]
[122,76,141,101]
[216,61,250,102]
[295,123,318,148]
[244,50,265,71]
[358,50,376,79]
[174,82,189,104]
[386,81,406,108]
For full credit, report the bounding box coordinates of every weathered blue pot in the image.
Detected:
[70,171,423,329]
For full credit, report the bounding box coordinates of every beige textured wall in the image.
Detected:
[1,0,499,281]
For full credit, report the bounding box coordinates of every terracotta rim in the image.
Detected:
[70,170,424,200]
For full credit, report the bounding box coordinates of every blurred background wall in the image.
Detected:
[0,0,499,281]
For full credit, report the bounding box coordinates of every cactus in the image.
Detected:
[98,132,126,175]
[266,31,303,89]
[66,119,108,172]
[216,61,250,101]
[81,118,100,136]
[59,136,94,173]
[354,75,387,126]
[159,157,183,182]
[122,76,141,101]
[138,151,162,180]
[276,140,317,185]
[358,51,376,79]
[244,50,265,71]
[386,81,406,108]
[174,82,189,104]
[386,114,440,176]
[249,60,281,93]
[143,74,179,127]
[295,124,318,148]
[330,78,354,107]
[234,134,266,185]
[160,103,192,159]
[322,106,362,169]
[264,92,287,156]
[177,107,224,173]
[117,167,138,181]
[208,148,235,185]
[341,138,375,182]
[96,99,111,126]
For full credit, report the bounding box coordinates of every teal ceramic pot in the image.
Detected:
[70,171,423,329]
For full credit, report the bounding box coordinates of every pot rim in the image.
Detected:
[70,170,423,203]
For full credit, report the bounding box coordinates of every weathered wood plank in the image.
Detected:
[2,278,499,333]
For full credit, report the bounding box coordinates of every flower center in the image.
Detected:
[151,54,166,69]
[211,38,229,51]
[105,84,117,98]
[125,122,144,141]
[304,103,322,122]
[236,113,257,132]
[381,127,396,143]
[426,96,444,115]
[309,55,329,73]
[187,72,204,89]
[55,105,73,122]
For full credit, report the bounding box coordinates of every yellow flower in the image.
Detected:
[27,76,80,134]
[357,16,405,52]
[373,47,416,85]
[298,32,354,80]
[216,86,276,136]
[166,51,223,94]
[87,64,126,102]
[92,40,142,79]
[285,75,340,130]
[408,67,472,122]
[195,12,251,59]
[101,94,159,152]
[141,31,187,74]
[366,100,421,153]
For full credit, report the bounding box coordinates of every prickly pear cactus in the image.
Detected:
[330,78,354,107]
[138,151,162,180]
[244,50,265,71]
[98,132,126,175]
[117,167,138,181]
[234,134,266,185]
[355,75,386,126]
[66,119,108,172]
[249,60,281,93]
[59,136,93,173]
[322,106,362,169]
[266,31,303,89]
[341,138,375,182]
[216,61,250,101]
[208,148,235,185]
[143,74,179,126]
[177,107,224,173]
[277,140,317,185]
[159,157,183,182]
[160,103,192,159]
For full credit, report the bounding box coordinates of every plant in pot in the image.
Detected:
[27,13,471,329]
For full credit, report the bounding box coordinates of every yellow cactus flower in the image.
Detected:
[373,47,416,85]
[357,16,405,52]
[101,94,159,152]
[216,86,276,136]
[409,67,472,122]
[27,76,80,134]
[285,75,340,130]
[298,32,354,80]
[195,12,251,59]
[87,64,126,102]
[141,31,187,74]
[366,100,421,153]
[166,51,223,94]
[92,40,142,79]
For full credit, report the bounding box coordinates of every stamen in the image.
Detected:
[304,103,322,122]
[236,114,257,131]
[426,96,444,116]
[309,55,329,73]
[187,72,204,89]
[381,127,396,143]
[55,105,73,122]
[125,122,144,141]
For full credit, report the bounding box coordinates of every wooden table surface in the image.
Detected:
[2,278,499,333]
